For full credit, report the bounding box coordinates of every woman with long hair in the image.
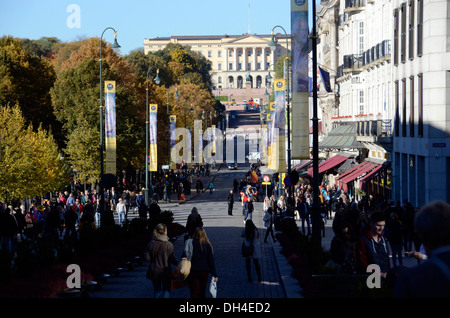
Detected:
[186,227,218,298]
[145,223,178,298]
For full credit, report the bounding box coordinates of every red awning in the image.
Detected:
[336,161,371,182]
[307,155,348,177]
[359,164,385,189]
[339,161,379,185]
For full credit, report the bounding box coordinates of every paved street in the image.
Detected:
[88,106,418,300]
[90,164,289,298]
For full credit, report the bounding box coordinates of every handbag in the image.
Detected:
[176,238,193,280]
[176,257,191,280]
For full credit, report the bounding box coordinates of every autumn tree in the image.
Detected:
[0,105,68,202]
[50,38,144,184]
[0,36,64,147]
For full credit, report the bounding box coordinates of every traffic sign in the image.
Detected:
[263,175,270,183]
[284,175,292,187]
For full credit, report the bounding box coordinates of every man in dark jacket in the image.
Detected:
[227,189,234,216]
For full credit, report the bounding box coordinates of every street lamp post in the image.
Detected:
[166,85,179,171]
[311,0,321,248]
[145,66,161,206]
[99,27,120,221]
[268,25,293,211]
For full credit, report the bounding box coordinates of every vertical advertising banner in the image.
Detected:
[104,80,116,175]
[291,0,310,159]
[194,120,203,165]
[271,79,286,173]
[267,102,275,167]
[149,104,158,172]
[169,115,177,169]
[212,124,216,155]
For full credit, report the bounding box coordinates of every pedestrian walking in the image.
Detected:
[297,197,311,235]
[116,198,126,226]
[385,211,404,267]
[242,220,262,283]
[263,207,277,243]
[227,189,234,216]
[243,196,254,222]
[72,198,83,225]
[186,227,218,298]
[185,207,203,239]
[145,223,178,298]
[209,181,214,194]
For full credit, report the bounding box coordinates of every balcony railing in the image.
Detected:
[344,0,366,12]
[343,54,364,71]
[356,118,392,139]
[363,40,391,67]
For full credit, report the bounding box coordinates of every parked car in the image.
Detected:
[227,162,238,170]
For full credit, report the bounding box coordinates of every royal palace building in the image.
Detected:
[144,33,290,100]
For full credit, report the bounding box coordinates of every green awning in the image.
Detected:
[319,123,363,150]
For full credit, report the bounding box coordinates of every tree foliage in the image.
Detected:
[50,38,144,182]
[0,105,68,202]
[0,36,63,146]
[0,35,222,194]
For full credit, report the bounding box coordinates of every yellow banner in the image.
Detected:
[272,79,287,173]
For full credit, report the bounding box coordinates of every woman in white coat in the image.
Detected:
[241,219,262,282]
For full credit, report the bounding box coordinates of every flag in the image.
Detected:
[251,170,258,184]
[319,66,332,92]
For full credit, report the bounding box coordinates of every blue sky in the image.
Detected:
[0,0,300,55]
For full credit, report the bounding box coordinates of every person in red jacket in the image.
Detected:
[72,198,84,225]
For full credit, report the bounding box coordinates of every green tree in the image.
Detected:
[0,36,63,147]
[0,105,68,202]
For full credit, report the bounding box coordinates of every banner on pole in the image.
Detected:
[149,104,158,172]
[170,115,177,169]
[104,80,116,175]
[291,0,310,159]
[271,79,286,173]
